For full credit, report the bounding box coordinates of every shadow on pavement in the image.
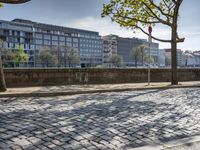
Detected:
[0,88,199,149]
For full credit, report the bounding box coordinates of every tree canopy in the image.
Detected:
[14,45,29,66]
[102,0,184,43]
[39,47,58,67]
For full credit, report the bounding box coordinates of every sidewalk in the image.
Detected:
[0,81,200,97]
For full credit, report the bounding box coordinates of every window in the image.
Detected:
[8,43,14,48]
[20,31,25,37]
[59,36,65,41]
[52,35,58,41]
[73,43,78,48]
[36,45,42,50]
[66,42,72,47]
[59,41,65,46]
[44,40,51,45]
[20,38,25,43]
[52,41,58,46]
[73,38,78,42]
[44,34,50,40]
[66,37,72,42]
[36,39,42,45]
[35,33,42,39]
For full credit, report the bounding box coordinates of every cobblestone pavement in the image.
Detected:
[1,88,200,150]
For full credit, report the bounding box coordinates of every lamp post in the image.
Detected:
[148,26,152,86]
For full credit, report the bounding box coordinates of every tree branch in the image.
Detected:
[141,1,172,26]
[149,0,173,18]
[135,25,171,43]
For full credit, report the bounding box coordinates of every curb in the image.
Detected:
[0,85,199,98]
[129,134,200,150]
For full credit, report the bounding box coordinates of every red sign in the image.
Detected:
[148,26,152,34]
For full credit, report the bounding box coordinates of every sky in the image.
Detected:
[0,0,199,50]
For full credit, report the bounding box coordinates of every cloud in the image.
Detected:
[66,17,136,37]
[65,16,199,50]
[66,16,172,38]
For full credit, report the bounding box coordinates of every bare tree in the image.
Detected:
[109,54,123,68]
[88,53,96,68]
[139,45,148,66]
[130,45,147,67]
[1,47,14,67]
[63,47,80,68]
[39,47,58,67]
[144,55,155,65]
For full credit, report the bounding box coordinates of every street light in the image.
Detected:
[0,0,30,4]
[148,26,152,86]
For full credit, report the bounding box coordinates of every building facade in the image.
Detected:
[102,35,118,65]
[165,49,188,67]
[102,35,160,67]
[0,19,103,67]
[0,20,34,67]
[164,49,200,67]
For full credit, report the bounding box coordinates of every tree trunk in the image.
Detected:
[171,28,178,85]
[0,57,6,92]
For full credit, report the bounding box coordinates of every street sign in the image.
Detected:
[148,26,152,34]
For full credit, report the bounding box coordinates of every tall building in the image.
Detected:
[102,35,117,65]
[0,19,103,67]
[102,35,160,67]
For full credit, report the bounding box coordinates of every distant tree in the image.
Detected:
[88,53,96,68]
[39,48,58,67]
[109,54,123,68]
[144,55,155,65]
[130,45,147,67]
[63,47,80,68]
[1,49,14,67]
[139,45,147,66]
[14,45,29,67]
[165,57,171,67]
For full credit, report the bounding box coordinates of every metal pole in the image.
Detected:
[147,26,152,86]
[148,39,151,86]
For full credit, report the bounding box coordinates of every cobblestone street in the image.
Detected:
[1,88,200,150]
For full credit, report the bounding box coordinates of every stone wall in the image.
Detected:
[4,68,200,87]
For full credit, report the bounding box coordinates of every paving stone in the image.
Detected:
[1,88,200,149]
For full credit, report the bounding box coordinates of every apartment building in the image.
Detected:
[102,35,160,67]
[102,35,118,65]
[0,19,103,67]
